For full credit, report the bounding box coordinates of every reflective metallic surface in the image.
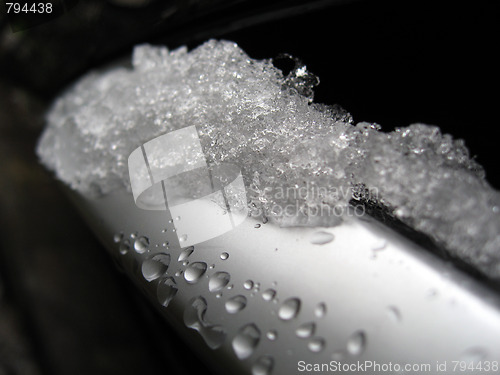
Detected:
[71,188,500,375]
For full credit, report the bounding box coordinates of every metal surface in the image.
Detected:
[69,187,500,375]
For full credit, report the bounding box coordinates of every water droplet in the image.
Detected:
[179,234,188,243]
[225,295,247,314]
[252,356,274,375]
[119,239,130,255]
[460,348,487,364]
[161,228,167,233]
[296,322,315,338]
[220,252,229,260]
[162,242,169,247]
[157,277,177,307]
[134,236,150,253]
[184,262,207,283]
[209,264,215,269]
[184,297,226,350]
[244,280,254,290]
[254,224,261,228]
[208,272,231,292]
[278,298,301,320]
[175,270,183,277]
[387,306,401,322]
[266,330,277,341]
[308,337,325,353]
[315,302,327,318]
[347,331,366,356]
[310,231,334,245]
[262,289,276,301]
[142,253,170,282]
[232,323,261,360]
[131,232,137,239]
[372,240,387,251]
[216,292,222,298]
[182,260,189,266]
[113,232,123,243]
[178,246,194,261]
[331,351,345,361]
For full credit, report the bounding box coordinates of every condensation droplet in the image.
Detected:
[387,306,401,322]
[254,224,261,228]
[208,272,231,292]
[252,356,274,375]
[347,331,366,356]
[157,277,178,307]
[119,239,130,255]
[315,302,327,318]
[232,323,261,360]
[262,289,276,301]
[142,253,170,282]
[225,295,247,314]
[296,322,315,338]
[460,348,488,364]
[331,351,345,361]
[220,252,229,260]
[184,262,207,283]
[266,330,277,341]
[372,240,387,251]
[178,246,194,261]
[310,231,334,245]
[278,298,301,321]
[244,280,254,290]
[113,232,123,243]
[184,296,226,350]
[308,337,325,353]
[134,236,150,253]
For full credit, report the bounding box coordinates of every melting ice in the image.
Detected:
[37,40,500,279]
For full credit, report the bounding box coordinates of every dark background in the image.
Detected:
[0,0,498,374]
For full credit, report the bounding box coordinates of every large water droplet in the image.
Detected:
[252,356,274,375]
[184,296,226,350]
[134,236,150,253]
[208,272,231,292]
[232,323,261,360]
[220,252,229,260]
[119,239,130,255]
[315,302,327,318]
[184,262,207,284]
[262,289,276,301]
[142,253,170,282]
[157,277,177,307]
[296,322,315,338]
[310,231,334,245]
[225,295,247,314]
[243,280,254,290]
[308,337,325,353]
[179,234,188,243]
[178,246,194,261]
[278,298,301,320]
[347,331,366,356]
